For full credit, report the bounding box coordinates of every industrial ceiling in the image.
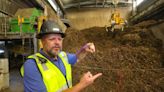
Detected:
[53,0,133,15]
[60,0,132,9]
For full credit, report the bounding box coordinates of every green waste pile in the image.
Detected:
[63,26,164,92]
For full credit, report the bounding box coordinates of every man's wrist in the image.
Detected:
[76,46,86,56]
[74,82,87,92]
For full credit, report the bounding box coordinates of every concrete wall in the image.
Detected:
[149,22,164,48]
[66,7,132,30]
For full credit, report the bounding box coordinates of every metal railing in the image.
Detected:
[0,17,10,36]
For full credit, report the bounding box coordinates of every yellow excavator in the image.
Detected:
[106,0,127,32]
[110,10,127,32]
[37,6,47,50]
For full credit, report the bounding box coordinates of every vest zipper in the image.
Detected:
[57,59,70,88]
[65,75,70,88]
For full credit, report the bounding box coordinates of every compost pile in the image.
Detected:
[63,26,164,92]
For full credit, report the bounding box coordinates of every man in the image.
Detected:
[20,20,102,92]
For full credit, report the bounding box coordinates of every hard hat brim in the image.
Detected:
[36,32,66,39]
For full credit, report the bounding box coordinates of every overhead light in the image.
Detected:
[137,0,144,6]
[0,49,4,54]
[47,0,58,12]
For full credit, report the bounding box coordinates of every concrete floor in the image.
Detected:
[0,69,24,92]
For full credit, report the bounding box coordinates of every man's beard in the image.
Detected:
[47,46,61,58]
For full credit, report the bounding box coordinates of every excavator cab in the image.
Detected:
[110,10,127,32]
[105,0,128,37]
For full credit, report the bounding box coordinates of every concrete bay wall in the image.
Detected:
[66,7,132,30]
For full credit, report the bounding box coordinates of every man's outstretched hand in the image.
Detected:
[79,71,102,89]
[63,72,102,92]
[76,42,96,62]
[83,43,95,53]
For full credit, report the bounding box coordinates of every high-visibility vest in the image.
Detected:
[20,51,72,92]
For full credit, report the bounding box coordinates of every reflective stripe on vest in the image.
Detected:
[20,51,72,92]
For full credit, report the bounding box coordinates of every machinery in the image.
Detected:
[9,6,48,49]
[10,8,43,33]
[110,10,127,32]
[106,0,128,32]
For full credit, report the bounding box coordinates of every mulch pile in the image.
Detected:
[63,26,164,92]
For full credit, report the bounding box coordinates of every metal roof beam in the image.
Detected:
[64,0,132,9]
[55,0,66,14]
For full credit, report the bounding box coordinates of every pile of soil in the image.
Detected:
[63,26,164,92]
[134,20,157,27]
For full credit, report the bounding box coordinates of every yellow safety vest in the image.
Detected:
[20,51,72,92]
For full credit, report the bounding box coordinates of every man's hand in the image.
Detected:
[79,71,102,88]
[83,43,95,53]
[63,72,102,92]
[76,42,96,62]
